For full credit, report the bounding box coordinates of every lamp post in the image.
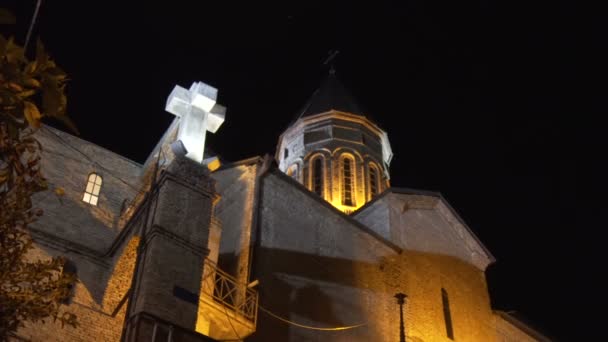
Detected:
[395,292,407,342]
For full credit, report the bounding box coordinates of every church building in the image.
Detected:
[14,73,550,341]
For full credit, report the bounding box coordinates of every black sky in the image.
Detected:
[3,1,586,340]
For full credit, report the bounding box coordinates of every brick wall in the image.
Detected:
[250,171,499,341]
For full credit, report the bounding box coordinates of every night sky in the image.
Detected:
[3,1,586,340]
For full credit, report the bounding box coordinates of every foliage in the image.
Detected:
[0,26,78,338]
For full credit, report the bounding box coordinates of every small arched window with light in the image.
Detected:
[341,154,356,207]
[83,173,102,206]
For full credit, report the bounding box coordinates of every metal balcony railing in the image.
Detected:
[200,259,258,327]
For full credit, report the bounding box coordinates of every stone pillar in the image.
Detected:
[124,156,218,340]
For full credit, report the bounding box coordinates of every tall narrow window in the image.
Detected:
[83,173,102,206]
[312,157,324,197]
[369,164,379,197]
[342,157,354,206]
[442,288,454,340]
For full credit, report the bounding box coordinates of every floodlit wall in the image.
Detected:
[32,126,141,250]
[251,171,497,341]
[212,160,260,283]
[354,191,493,271]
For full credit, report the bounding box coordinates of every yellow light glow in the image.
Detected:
[102,236,140,312]
[330,200,363,214]
[207,158,221,172]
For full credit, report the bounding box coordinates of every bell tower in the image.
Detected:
[276,72,392,213]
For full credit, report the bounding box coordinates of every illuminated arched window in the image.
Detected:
[369,163,380,197]
[83,173,102,206]
[286,164,299,180]
[341,155,355,207]
[311,156,324,197]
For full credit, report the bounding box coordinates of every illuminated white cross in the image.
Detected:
[165,81,226,164]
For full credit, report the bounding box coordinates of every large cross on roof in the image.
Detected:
[165,81,226,164]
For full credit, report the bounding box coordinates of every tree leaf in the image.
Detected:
[8,82,23,92]
[54,114,79,135]
[5,37,24,63]
[35,39,49,67]
[23,101,42,128]
[18,90,36,99]
[23,78,41,88]
[25,61,38,75]
[0,9,16,25]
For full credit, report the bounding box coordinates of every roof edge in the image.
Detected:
[353,186,496,264]
[494,310,553,342]
[215,155,264,171]
[263,166,402,254]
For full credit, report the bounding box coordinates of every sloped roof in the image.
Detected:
[293,72,365,122]
[494,311,553,342]
[353,187,496,266]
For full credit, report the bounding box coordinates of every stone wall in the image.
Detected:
[13,126,145,341]
[32,126,141,251]
[212,159,261,283]
[15,221,143,341]
[276,112,390,210]
[354,190,493,271]
[13,131,218,341]
[250,171,497,341]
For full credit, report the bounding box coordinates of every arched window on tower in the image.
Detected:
[286,164,299,181]
[369,163,380,198]
[83,173,102,206]
[341,155,355,207]
[311,156,324,197]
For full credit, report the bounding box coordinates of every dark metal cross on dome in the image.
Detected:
[323,49,340,74]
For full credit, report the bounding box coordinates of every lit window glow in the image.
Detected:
[83,173,102,206]
[341,156,355,207]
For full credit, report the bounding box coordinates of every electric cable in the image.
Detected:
[41,126,141,192]
[220,297,242,341]
[258,304,366,331]
[24,0,42,51]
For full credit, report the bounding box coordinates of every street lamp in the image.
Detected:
[394,292,407,342]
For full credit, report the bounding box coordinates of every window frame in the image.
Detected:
[310,155,325,198]
[82,173,102,206]
[340,154,356,207]
[368,162,380,199]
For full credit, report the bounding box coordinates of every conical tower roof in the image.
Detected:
[293,72,365,122]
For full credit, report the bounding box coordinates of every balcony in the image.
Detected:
[196,259,258,340]
[125,312,217,342]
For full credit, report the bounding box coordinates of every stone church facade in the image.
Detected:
[12,75,550,341]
